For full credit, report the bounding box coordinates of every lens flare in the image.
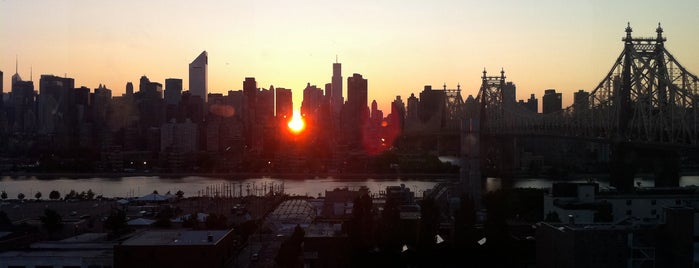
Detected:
[287,110,305,134]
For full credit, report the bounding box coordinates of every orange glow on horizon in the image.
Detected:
[287,110,305,134]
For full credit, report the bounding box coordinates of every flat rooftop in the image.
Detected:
[0,249,112,258]
[121,229,232,246]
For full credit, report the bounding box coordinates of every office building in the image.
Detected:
[257,87,274,124]
[301,83,323,119]
[226,90,243,119]
[161,120,198,152]
[164,78,183,105]
[125,82,134,96]
[418,85,446,130]
[390,95,406,126]
[242,77,261,151]
[523,94,538,113]
[331,61,343,114]
[189,51,208,102]
[502,81,516,104]
[542,89,562,114]
[370,99,382,123]
[345,73,368,146]
[136,76,165,129]
[573,89,589,112]
[276,87,292,119]
[38,74,75,135]
[10,75,36,133]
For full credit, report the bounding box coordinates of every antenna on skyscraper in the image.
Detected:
[335,55,338,63]
[15,55,18,74]
[30,66,32,81]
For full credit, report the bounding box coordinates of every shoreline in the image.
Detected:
[1,172,461,180]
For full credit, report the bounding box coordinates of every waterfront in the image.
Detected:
[1,175,698,199]
[0,175,451,199]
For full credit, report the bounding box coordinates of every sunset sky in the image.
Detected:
[2,0,698,112]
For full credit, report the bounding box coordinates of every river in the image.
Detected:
[1,175,698,199]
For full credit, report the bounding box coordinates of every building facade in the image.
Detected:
[188,51,208,102]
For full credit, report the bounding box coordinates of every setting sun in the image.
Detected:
[287,110,305,134]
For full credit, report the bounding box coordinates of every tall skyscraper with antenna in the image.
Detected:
[189,51,208,102]
[331,59,343,115]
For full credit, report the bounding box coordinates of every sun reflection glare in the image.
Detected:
[287,110,305,134]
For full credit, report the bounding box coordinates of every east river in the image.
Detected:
[1,175,698,199]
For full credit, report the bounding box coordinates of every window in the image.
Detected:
[675,199,681,205]
[626,210,632,215]
[626,200,632,206]
[651,200,656,205]
[651,209,657,215]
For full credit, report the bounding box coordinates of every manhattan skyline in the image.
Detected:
[2,0,699,112]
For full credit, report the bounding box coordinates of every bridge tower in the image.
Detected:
[609,23,696,191]
[475,68,517,177]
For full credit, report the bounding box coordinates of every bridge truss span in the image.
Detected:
[478,23,699,148]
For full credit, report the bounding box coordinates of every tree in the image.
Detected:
[454,194,476,248]
[17,193,25,200]
[418,196,440,252]
[594,203,613,223]
[40,209,63,238]
[544,211,561,222]
[275,224,305,267]
[182,213,199,229]
[154,206,174,228]
[49,190,61,200]
[350,193,374,255]
[379,193,402,251]
[65,190,77,200]
[0,211,12,228]
[205,213,228,229]
[104,209,128,236]
[1,191,7,200]
[85,189,95,200]
[176,190,184,199]
[35,191,42,200]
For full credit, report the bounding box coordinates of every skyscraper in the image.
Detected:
[346,73,368,146]
[10,68,35,133]
[301,83,323,119]
[164,78,183,105]
[243,77,258,150]
[38,74,75,135]
[189,51,208,102]
[542,89,562,114]
[502,82,516,104]
[573,89,589,112]
[275,87,293,119]
[391,95,406,128]
[347,73,367,113]
[524,94,538,113]
[406,93,419,124]
[125,82,134,96]
[331,61,343,114]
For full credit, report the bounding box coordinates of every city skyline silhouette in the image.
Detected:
[2,1,698,112]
